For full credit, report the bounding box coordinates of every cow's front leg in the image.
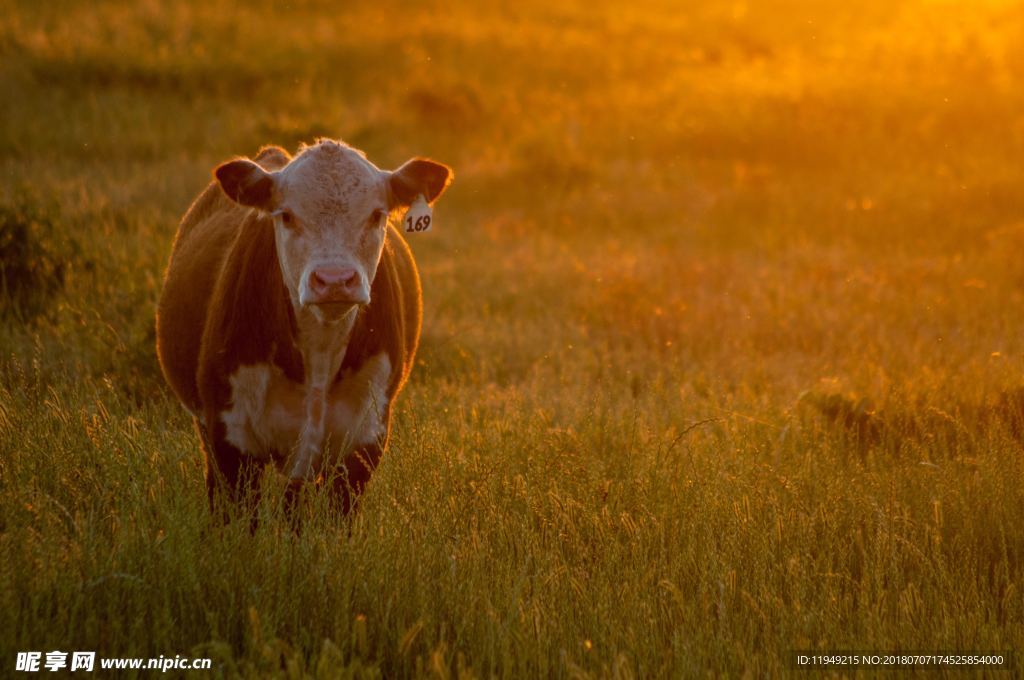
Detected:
[330,441,385,516]
[324,353,394,516]
[198,417,263,531]
[282,386,329,528]
[288,387,328,482]
[287,352,392,521]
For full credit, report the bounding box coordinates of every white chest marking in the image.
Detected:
[220,352,392,478]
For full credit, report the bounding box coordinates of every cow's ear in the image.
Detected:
[389,158,453,208]
[215,159,277,210]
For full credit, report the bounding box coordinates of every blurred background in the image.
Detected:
[3,0,1024,403]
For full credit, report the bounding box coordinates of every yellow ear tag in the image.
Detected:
[402,194,433,234]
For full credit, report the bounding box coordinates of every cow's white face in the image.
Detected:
[215,139,451,324]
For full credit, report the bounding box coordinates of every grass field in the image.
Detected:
[2,0,1024,676]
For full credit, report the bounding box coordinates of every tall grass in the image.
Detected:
[1,0,1023,676]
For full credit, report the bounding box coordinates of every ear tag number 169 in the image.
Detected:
[403,194,433,233]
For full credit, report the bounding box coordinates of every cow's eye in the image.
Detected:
[369,209,387,228]
[277,210,296,228]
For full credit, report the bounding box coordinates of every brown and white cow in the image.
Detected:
[156,139,451,521]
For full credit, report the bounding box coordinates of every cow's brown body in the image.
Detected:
[157,145,424,517]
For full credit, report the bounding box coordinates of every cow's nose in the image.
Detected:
[309,267,360,301]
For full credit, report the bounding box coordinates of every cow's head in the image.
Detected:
[215,139,452,323]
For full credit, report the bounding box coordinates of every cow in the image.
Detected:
[156,139,452,524]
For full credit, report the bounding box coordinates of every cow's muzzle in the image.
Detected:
[306,267,369,306]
